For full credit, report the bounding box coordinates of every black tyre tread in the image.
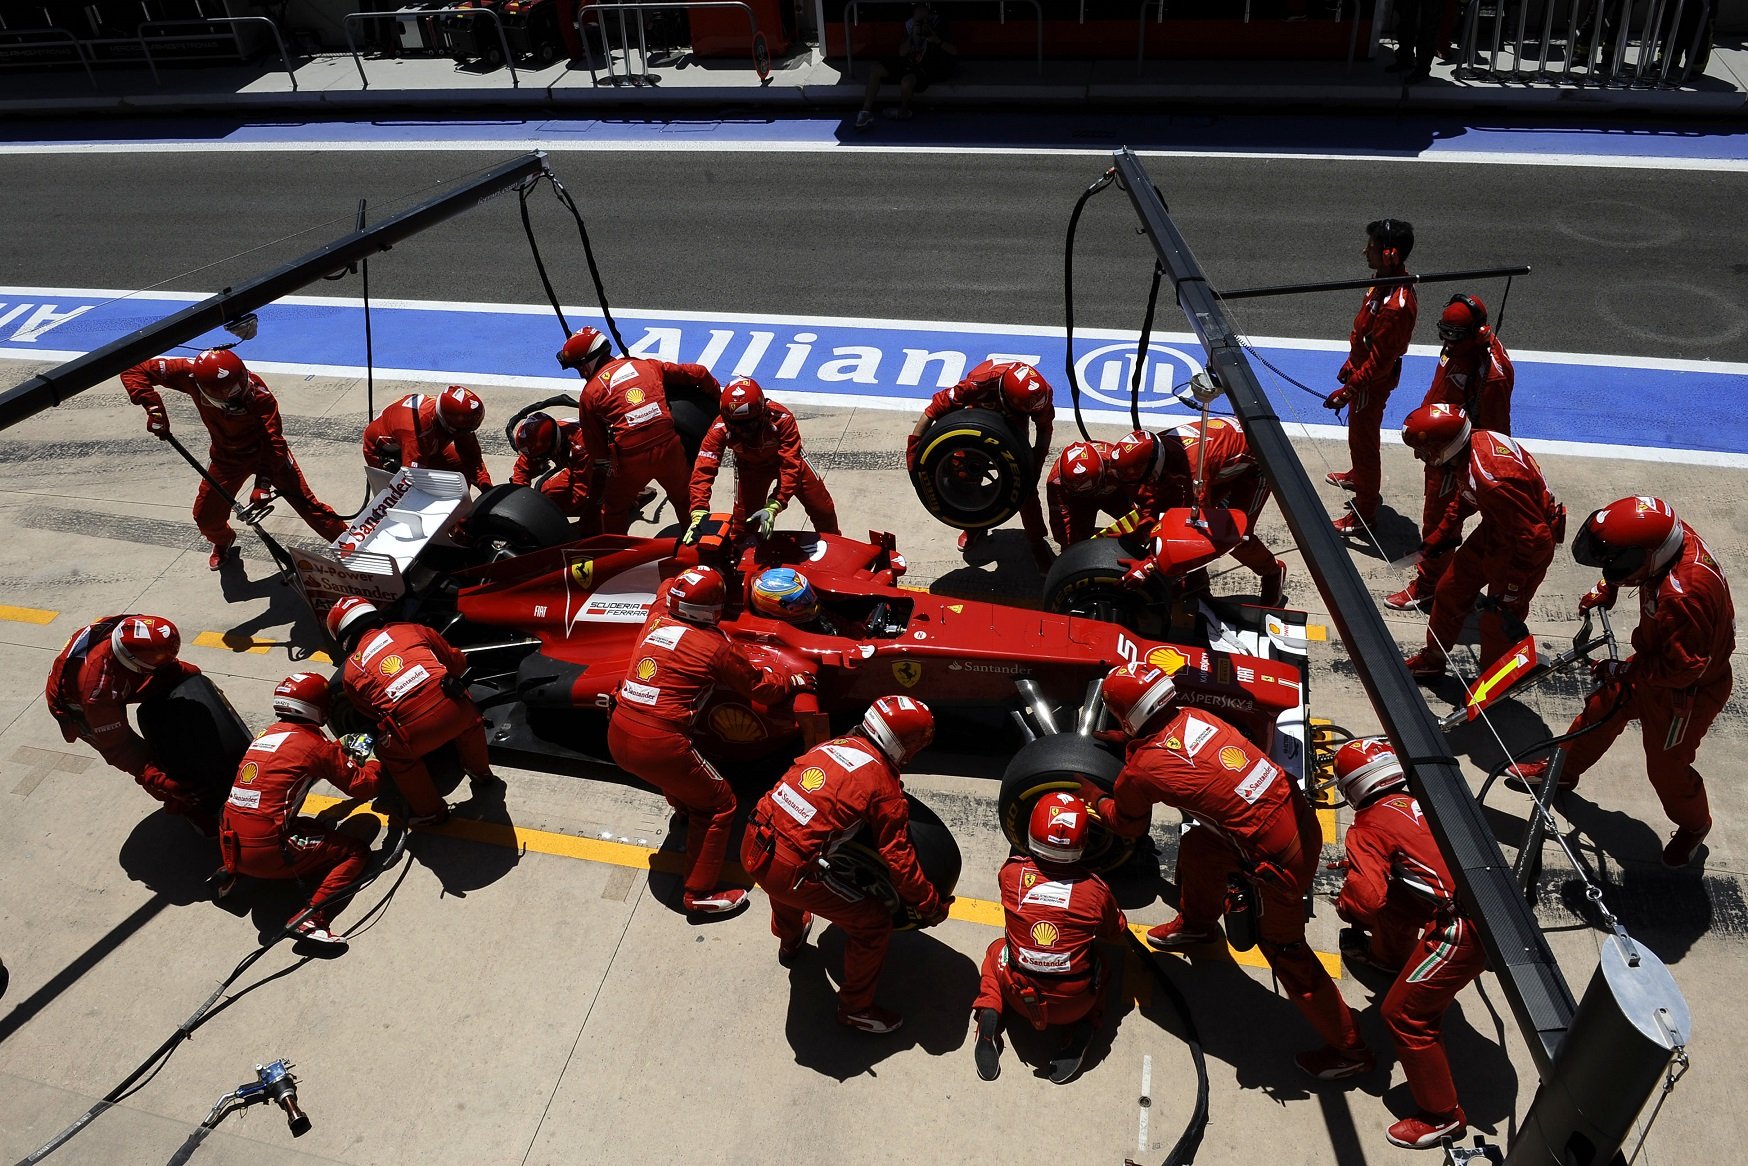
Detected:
[136,674,252,805]
[997,733,1133,874]
[832,793,963,930]
[468,483,574,552]
[669,394,715,467]
[909,406,1031,530]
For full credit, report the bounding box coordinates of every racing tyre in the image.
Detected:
[997,732,1133,874]
[910,407,1031,531]
[1042,537,1166,636]
[137,674,252,808]
[669,394,715,467]
[830,794,963,931]
[467,484,574,554]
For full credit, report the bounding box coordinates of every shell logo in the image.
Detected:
[1219,745,1247,771]
[379,654,404,677]
[239,762,259,785]
[799,766,827,792]
[1146,645,1189,676]
[625,387,646,405]
[635,658,658,682]
[708,704,765,744]
[1030,921,1060,947]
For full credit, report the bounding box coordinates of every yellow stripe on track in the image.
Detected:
[0,604,58,625]
[193,630,331,663]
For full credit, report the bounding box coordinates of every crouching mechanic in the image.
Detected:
[362,386,492,490]
[686,378,838,543]
[329,596,499,828]
[45,614,216,833]
[220,673,383,950]
[610,566,805,916]
[122,349,346,569]
[1331,738,1486,1150]
[1094,661,1371,1080]
[1508,497,1733,868]
[972,792,1127,1084]
[1046,440,1141,549]
[742,696,950,1033]
[510,411,599,533]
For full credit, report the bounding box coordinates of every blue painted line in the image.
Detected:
[3,287,1745,458]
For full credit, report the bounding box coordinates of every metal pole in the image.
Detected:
[1537,0,1559,78]
[1218,264,1532,300]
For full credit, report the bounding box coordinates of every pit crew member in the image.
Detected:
[1326,219,1418,535]
[45,614,215,832]
[122,349,346,569]
[1094,661,1371,1080]
[1046,439,1140,549]
[906,359,1056,572]
[610,566,800,915]
[555,327,719,535]
[362,386,492,491]
[1330,738,1485,1150]
[510,411,599,532]
[1399,404,1564,679]
[219,673,383,950]
[329,596,499,828]
[971,792,1127,1084]
[742,695,950,1033]
[1507,498,1733,868]
[686,378,839,543]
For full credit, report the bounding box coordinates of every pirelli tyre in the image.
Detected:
[466,483,574,554]
[1041,536,1166,636]
[997,732,1133,874]
[828,794,963,931]
[669,393,716,467]
[910,407,1031,531]
[136,673,252,809]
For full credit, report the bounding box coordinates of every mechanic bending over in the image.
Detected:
[362,385,492,491]
[1095,661,1373,1081]
[609,566,809,916]
[123,348,347,570]
[46,614,218,835]
[743,696,952,1034]
[219,673,383,951]
[1507,497,1733,869]
[510,411,601,534]
[907,359,1057,573]
[328,596,502,829]
[685,377,839,545]
[1046,439,1143,549]
[971,792,1128,1085]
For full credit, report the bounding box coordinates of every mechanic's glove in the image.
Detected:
[249,481,275,508]
[1591,657,1633,687]
[144,400,171,437]
[339,732,375,762]
[789,671,817,693]
[223,313,259,341]
[1117,556,1157,591]
[1323,386,1351,411]
[1578,579,1618,612]
[752,501,781,539]
[1497,581,1524,610]
[918,896,953,928]
[1326,855,1351,872]
[134,766,187,809]
[1250,858,1291,888]
[904,434,922,473]
[681,509,709,546]
[1087,794,1118,823]
[1418,533,1462,559]
[441,673,467,699]
[1337,361,1353,385]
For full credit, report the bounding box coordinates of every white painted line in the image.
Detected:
[1138,1053,1153,1155]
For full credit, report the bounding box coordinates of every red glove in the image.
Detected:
[1323,387,1351,411]
[1118,556,1156,590]
[142,396,170,437]
[135,766,191,812]
[1578,580,1618,612]
[918,896,952,928]
[904,434,922,473]
[790,671,817,693]
[1088,794,1118,823]
[1591,657,1632,687]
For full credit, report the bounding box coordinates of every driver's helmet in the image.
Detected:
[749,568,820,623]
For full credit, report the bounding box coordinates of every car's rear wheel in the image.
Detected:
[136,674,253,809]
[829,794,963,930]
[909,407,1031,531]
[467,483,574,555]
[997,732,1134,874]
[669,393,716,467]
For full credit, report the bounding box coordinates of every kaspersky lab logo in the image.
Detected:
[1073,343,1204,411]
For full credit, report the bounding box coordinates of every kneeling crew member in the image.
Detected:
[362,386,492,490]
[510,411,600,533]
[1046,440,1142,549]
[687,378,838,542]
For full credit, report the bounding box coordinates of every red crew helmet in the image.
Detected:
[862,694,935,765]
[110,615,181,673]
[998,364,1052,415]
[1573,496,1685,584]
[556,327,611,374]
[273,672,332,724]
[1401,403,1472,466]
[1100,660,1178,737]
[191,349,248,401]
[1028,792,1090,865]
[1331,737,1407,807]
[513,412,561,460]
[436,385,484,434]
[1437,294,1488,346]
[720,378,766,425]
[666,566,727,625]
[1108,430,1161,484]
[325,596,381,645]
[1055,441,1109,497]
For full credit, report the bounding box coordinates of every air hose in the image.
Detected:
[518,171,629,358]
[1062,167,1118,442]
[1123,933,1210,1166]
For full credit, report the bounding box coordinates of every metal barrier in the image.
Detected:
[1454,0,1710,87]
[577,1,765,86]
[845,0,1044,77]
[0,27,96,90]
[138,17,298,91]
[343,8,519,89]
[1138,0,1363,76]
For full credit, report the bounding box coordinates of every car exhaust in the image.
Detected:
[1075,679,1107,737]
[1014,678,1061,738]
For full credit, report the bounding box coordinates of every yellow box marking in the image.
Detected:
[1319,807,1338,845]
[0,604,58,625]
[1305,624,1328,641]
[193,631,331,664]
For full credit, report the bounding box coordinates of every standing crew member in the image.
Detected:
[610,566,802,915]
[1094,661,1372,1079]
[1388,295,1516,611]
[1507,498,1733,868]
[971,793,1127,1084]
[906,359,1056,572]
[1399,404,1564,679]
[219,673,382,949]
[510,411,599,533]
[45,614,214,832]
[329,596,499,828]
[1330,738,1486,1150]
[361,386,492,490]
[1326,219,1418,535]
[686,378,839,542]
[556,327,719,535]
[742,696,950,1033]
[123,349,346,569]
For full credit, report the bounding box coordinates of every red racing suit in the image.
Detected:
[973,855,1128,1030]
[121,358,346,546]
[339,622,492,818]
[220,720,382,928]
[1555,523,1734,833]
[608,590,789,895]
[688,399,839,534]
[1099,707,1363,1056]
[1046,439,1139,547]
[1421,432,1563,671]
[1336,277,1417,519]
[1337,792,1486,1117]
[742,733,941,1011]
[510,416,599,531]
[580,357,718,534]
[919,360,1054,549]
[1139,418,1278,580]
[362,393,491,490]
[1408,336,1516,596]
[44,616,209,820]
